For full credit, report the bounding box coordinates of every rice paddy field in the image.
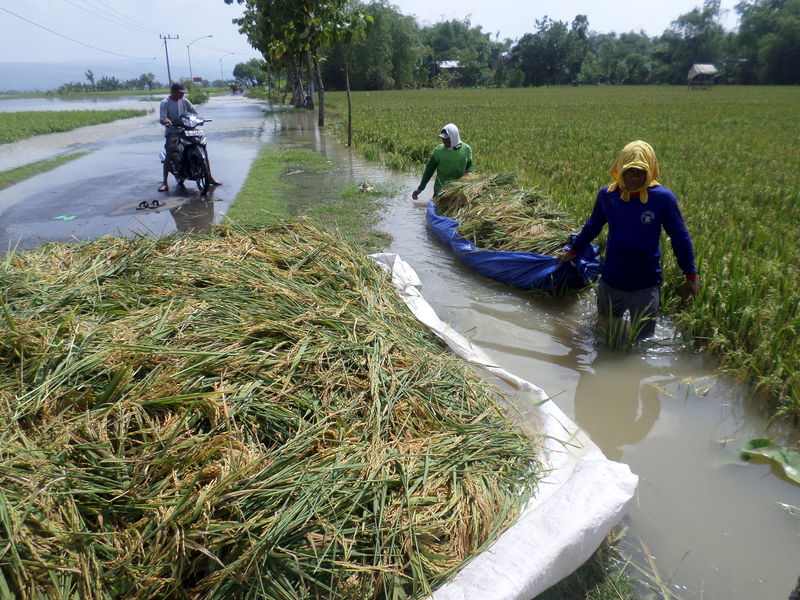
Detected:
[0,223,541,599]
[326,85,800,423]
[0,109,147,144]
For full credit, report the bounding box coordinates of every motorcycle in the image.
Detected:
[159,113,213,195]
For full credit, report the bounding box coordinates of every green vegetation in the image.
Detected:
[325,85,800,422]
[317,0,800,90]
[224,147,333,228]
[0,152,88,190]
[0,109,148,144]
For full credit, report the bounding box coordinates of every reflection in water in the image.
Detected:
[169,196,216,233]
[574,358,662,461]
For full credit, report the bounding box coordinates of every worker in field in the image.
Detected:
[557,140,698,339]
[411,123,473,200]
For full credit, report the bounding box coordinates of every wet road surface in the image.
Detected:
[0,94,267,251]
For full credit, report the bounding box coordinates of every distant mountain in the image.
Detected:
[0,59,220,93]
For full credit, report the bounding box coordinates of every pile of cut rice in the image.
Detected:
[0,222,541,600]
[435,173,578,255]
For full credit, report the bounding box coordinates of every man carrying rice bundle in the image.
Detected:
[412,123,474,200]
[558,140,699,339]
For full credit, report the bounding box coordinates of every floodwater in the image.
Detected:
[0,95,160,112]
[263,109,799,600]
[1,98,797,599]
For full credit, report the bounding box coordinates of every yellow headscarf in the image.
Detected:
[608,140,661,204]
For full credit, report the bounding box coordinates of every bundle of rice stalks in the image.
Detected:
[0,222,541,600]
[434,173,577,255]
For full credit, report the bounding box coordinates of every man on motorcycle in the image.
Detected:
[158,82,222,192]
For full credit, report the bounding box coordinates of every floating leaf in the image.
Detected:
[741,439,800,484]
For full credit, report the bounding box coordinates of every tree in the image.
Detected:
[233,58,269,87]
[225,0,371,125]
[85,69,95,91]
[735,0,800,83]
[322,2,415,90]
[660,0,726,83]
[511,17,574,86]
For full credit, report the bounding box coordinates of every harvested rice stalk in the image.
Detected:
[0,222,541,600]
[435,173,577,255]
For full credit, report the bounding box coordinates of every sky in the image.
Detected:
[391,0,741,40]
[0,0,741,75]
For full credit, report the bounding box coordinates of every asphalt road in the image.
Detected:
[0,94,269,253]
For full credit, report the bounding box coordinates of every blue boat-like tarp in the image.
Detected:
[427,200,600,291]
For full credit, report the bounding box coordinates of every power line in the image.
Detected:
[75,0,160,35]
[62,0,153,34]
[0,5,158,60]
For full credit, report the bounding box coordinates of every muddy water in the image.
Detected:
[264,109,799,600]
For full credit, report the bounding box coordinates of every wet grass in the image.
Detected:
[224,146,333,228]
[325,86,800,424]
[300,182,396,252]
[226,146,393,252]
[0,151,88,190]
[0,109,148,144]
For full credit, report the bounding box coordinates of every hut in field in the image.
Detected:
[687,63,719,89]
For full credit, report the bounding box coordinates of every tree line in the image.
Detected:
[226,0,798,98]
[320,0,799,89]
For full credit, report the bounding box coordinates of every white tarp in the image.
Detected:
[370,253,639,600]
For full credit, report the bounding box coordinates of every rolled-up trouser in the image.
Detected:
[596,279,660,339]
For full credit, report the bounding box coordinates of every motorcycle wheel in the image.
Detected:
[191,153,210,195]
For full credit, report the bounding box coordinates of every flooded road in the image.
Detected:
[1,98,797,599]
[265,110,799,600]
[0,94,266,250]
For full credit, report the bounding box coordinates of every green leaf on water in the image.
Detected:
[741,438,800,485]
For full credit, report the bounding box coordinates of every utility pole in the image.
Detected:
[160,34,179,84]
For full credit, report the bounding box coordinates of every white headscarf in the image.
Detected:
[439,123,462,151]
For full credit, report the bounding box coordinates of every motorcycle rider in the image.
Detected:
[158,81,222,192]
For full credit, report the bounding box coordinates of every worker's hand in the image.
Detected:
[557,249,576,266]
[412,189,421,200]
[160,118,171,126]
[681,277,699,304]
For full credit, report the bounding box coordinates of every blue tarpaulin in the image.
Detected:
[426,200,599,292]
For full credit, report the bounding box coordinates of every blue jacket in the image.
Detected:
[570,185,696,292]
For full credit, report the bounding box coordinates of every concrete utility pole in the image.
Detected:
[160,34,179,83]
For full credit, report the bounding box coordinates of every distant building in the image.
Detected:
[687,63,719,89]
[437,61,461,71]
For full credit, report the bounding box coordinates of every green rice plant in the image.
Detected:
[0,222,541,599]
[0,110,148,144]
[325,86,800,422]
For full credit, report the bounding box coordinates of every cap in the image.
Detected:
[438,128,448,139]
[171,82,186,93]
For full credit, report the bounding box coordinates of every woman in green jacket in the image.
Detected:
[411,123,473,200]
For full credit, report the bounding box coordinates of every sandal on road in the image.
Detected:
[158,183,168,192]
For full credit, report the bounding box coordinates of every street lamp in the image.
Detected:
[219,52,236,82]
[187,35,213,81]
